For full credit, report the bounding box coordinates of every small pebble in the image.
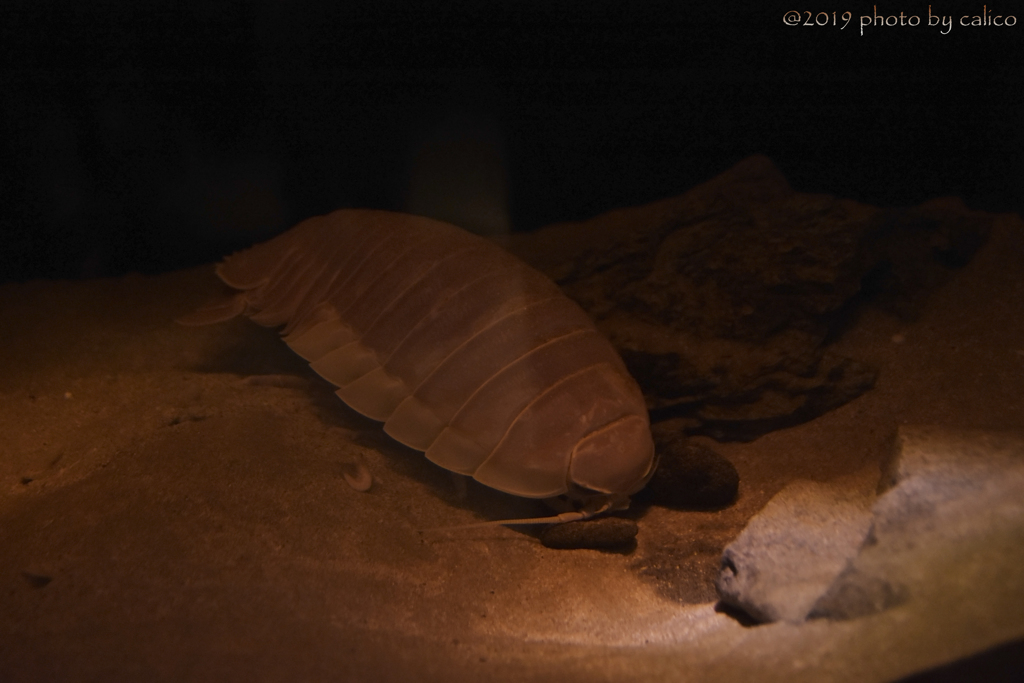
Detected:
[341,462,373,492]
[540,517,638,550]
[643,435,739,510]
[21,572,53,589]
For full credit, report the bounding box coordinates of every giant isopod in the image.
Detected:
[179,209,656,522]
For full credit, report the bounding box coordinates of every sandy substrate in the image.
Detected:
[1,213,1022,682]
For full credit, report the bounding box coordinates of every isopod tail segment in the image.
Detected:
[177,208,658,526]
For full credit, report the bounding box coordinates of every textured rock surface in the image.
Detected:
[639,431,739,510]
[539,517,638,550]
[508,156,992,440]
[715,479,874,623]
[810,426,1024,621]
[716,426,1024,626]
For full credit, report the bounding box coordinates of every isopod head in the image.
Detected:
[570,415,656,499]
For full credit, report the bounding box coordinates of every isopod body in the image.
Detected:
[180,209,656,510]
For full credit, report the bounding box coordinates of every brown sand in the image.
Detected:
[1,213,1022,682]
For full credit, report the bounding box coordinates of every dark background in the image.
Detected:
[2,1,1021,283]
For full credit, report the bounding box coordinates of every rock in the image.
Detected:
[806,564,909,621]
[508,157,992,440]
[877,425,1024,495]
[640,432,738,510]
[716,426,1024,624]
[539,517,638,550]
[714,480,874,623]
[809,426,1024,621]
